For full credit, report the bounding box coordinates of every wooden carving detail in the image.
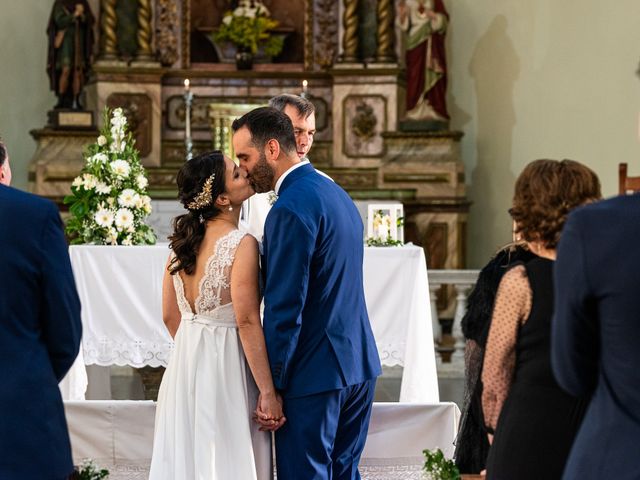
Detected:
[314,0,338,69]
[156,0,179,66]
[136,0,154,60]
[106,93,153,157]
[340,0,359,62]
[100,0,118,59]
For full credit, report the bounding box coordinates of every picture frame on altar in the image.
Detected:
[367,203,404,244]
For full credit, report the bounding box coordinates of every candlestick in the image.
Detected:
[183,79,193,161]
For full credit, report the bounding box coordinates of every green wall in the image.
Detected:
[0,0,56,191]
[447,0,640,266]
[2,1,640,267]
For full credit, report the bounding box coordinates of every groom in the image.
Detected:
[232,107,381,479]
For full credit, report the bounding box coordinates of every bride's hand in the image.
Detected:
[254,392,286,431]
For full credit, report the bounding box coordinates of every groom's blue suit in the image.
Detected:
[262,163,381,479]
[0,185,82,479]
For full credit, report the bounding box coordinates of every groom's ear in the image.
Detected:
[265,139,280,161]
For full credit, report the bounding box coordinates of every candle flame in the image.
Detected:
[302,79,308,90]
[184,78,190,89]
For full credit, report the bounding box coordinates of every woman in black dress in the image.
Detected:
[482,159,601,480]
[454,243,535,474]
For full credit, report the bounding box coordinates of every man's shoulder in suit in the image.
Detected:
[0,186,58,221]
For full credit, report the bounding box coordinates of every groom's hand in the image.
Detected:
[254,392,287,432]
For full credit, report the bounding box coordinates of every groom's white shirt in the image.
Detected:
[240,159,332,242]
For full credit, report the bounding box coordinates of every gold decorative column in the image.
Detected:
[99,0,118,60]
[136,0,154,61]
[339,0,359,63]
[375,0,396,63]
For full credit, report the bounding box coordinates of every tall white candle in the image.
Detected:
[184,79,191,139]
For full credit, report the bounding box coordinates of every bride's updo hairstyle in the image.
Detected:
[168,151,227,275]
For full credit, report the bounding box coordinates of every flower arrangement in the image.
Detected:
[366,209,405,247]
[213,0,284,56]
[422,448,460,480]
[64,108,156,246]
[71,458,109,480]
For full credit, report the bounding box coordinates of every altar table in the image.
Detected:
[68,244,438,402]
[64,401,460,480]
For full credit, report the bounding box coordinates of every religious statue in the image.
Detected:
[47,0,95,110]
[397,0,449,124]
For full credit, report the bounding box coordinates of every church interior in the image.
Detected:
[1,0,640,478]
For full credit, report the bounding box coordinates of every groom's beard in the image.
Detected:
[250,151,275,194]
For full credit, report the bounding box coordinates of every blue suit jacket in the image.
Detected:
[553,194,640,479]
[262,163,381,398]
[0,186,82,479]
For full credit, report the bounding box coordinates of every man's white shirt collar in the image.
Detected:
[274,159,309,195]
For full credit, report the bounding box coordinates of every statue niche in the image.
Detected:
[189,0,304,64]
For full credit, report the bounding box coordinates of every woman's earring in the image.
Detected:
[228,206,233,212]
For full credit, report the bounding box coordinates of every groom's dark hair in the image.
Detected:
[231,107,297,156]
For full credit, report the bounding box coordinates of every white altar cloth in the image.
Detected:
[68,244,437,402]
[64,401,459,480]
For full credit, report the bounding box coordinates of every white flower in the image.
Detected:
[110,159,131,178]
[112,107,124,118]
[234,7,246,16]
[82,173,97,190]
[105,227,118,245]
[97,135,107,146]
[122,235,133,246]
[91,152,108,163]
[115,208,134,230]
[94,208,114,228]
[136,174,148,189]
[118,189,139,208]
[72,176,83,189]
[141,195,152,214]
[107,197,115,207]
[95,182,111,195]
[245,8,256,18]
[223,14,232,25]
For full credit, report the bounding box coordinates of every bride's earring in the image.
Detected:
[228,206,233,212]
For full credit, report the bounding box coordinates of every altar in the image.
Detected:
[64,400,460,480]
[67,243,438,403]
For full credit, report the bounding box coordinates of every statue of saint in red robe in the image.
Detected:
[397,0,449,122]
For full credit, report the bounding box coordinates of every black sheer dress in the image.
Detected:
[453,245,535,474]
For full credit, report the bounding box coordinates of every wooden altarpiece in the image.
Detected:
[29,0,469,275]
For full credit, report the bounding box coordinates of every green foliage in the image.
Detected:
[64,107,156,245]
[74,459,109,480]
[213,1,284,56]
[366,237,404,247]
[422,448,460,480]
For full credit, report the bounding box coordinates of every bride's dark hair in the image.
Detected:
[168,151,227,275]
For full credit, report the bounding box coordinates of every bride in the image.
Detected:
[149,151,285,480]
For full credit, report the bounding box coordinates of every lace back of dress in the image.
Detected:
[195,230,246,315]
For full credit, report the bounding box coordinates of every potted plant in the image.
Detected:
[69,459,109,479]
[422,448,460,480]
[212,0,284,69]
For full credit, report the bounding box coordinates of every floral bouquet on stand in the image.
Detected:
[64,108,156,245]
[213,0,284,57]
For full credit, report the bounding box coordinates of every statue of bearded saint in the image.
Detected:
[397,0,449,123]
[47,0,95,110]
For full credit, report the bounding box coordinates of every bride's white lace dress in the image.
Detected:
[149,229,272,480]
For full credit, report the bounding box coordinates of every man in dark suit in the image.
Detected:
[232,107,381,479]
[553,195,640,479]
[0,171,82,479]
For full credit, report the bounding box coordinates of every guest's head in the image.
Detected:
[232,106,298,193]
[269,94,316,160]
[0,140,11,186]
[510,159,601,250]
[169,150,253,275]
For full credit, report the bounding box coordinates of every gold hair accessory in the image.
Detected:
[187,173,216,210]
